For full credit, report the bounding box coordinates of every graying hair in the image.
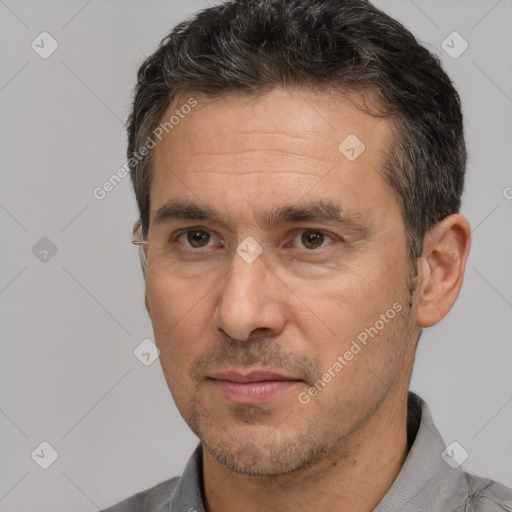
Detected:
[127,0,466,263]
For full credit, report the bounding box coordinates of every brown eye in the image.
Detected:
[300,231,325,249]
[184,230,211,248]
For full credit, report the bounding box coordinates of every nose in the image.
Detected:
[213,246,287,342]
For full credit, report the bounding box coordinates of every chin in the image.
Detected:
[195,415,331,476]
[206,436,331,476]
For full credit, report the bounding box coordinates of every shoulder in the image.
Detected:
[458,473,512,511]
[101,476,181,512]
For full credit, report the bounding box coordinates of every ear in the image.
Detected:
[415,214,471,328]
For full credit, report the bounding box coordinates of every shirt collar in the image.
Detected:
[161,392,469,512]
[374,391,469,511]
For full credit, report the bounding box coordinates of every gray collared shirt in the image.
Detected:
[102,392,512,511]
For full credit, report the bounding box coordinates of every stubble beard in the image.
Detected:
[176,273,419,478]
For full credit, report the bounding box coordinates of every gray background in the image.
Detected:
[1,1,511,511]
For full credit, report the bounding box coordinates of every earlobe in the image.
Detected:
[415,214,471,328]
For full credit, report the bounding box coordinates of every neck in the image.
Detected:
[202,390,410,512]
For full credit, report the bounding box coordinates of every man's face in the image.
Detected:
[145,88,419,476]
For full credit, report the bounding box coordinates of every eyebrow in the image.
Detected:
[153,199,369,233]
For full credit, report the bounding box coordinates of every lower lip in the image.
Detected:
[211,379,299,404]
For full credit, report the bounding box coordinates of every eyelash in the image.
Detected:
[171,228,338,252]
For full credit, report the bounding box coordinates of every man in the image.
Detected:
[103,0,512,510]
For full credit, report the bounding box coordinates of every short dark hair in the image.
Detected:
[128,0,466,262]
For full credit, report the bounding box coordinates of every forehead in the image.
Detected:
[157,88,390,160]
[150,88,397,225]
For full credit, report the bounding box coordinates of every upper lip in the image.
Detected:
[209,369,299,383]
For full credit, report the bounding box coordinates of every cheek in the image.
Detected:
[145,270,210,378]
[293,257,409,376]
[299,295,409,423]
[295,263,396,329]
